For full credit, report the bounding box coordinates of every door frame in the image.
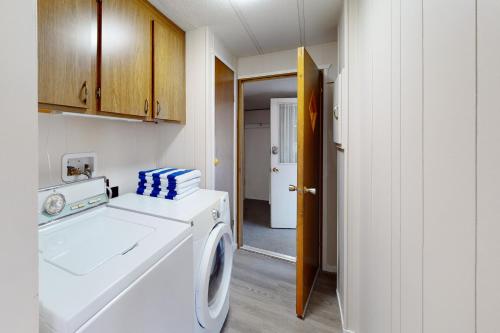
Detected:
[236,72,298,249]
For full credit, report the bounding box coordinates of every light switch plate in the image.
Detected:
[62,152,97,183]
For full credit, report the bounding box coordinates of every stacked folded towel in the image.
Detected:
[136,167,201,200]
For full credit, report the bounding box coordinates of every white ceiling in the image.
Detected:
[148,0,343,57]
[244,76,297,110]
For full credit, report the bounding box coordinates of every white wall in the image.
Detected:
[476,1,500,331]
[0,0,39,332]
[238,41,338,78]
[340,0,500,332]
[38,115,163,193]
[244,110,270,201]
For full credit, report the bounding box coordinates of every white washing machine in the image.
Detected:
[38,178,194,333]
[109,189,234,333]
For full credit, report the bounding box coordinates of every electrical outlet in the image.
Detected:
[62,152,97,183]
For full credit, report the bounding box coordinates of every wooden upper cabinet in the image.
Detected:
[100,0,152,117]
[153,19,186,122]
[38,0,92,109]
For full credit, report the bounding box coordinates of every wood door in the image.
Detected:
[296,47,322,318]
[153,18,186,122]
[214,57,235,215]
[100,0,152,117]
[38,0,92,109]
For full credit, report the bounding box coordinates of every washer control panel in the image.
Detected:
[38,178,108,226]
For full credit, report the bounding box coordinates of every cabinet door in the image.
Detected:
[38,0,92,109]
[153,19,186,122]
[101,0,152,117]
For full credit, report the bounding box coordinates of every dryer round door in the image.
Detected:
[195,222,233,330]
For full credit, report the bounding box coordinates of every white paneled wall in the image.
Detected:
[422,0,476,331]
[340,0,499,332]
[38,114,162,193]
[0,0,38,332]
[400,0,423,332]
[477,1,500,331]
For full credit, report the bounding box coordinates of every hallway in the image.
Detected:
[222,250,341,333]
[243,199,296,257]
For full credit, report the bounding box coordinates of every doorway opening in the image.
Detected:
[236,47,324,319]
[238,74,298,261]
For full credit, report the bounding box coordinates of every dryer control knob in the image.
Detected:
[212,209,221,220]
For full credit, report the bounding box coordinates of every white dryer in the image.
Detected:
[109,189,234,333]
[38,178,194,333]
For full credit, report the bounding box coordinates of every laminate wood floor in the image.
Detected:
[221,250,342,333]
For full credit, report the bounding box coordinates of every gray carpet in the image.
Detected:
[243,199,296,257]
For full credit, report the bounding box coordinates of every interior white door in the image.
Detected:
[270,98,298,229]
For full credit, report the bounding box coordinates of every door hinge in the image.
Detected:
[96,87,101,99]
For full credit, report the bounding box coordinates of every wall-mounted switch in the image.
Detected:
[62,152,97,183]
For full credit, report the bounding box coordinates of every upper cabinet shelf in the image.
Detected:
[38,0,186,123]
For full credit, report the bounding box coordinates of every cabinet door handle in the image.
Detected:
[80,81,88,105]
[144,99,149,114]
[156,101,161,116]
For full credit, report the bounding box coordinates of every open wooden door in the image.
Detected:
[214,57,235,219]
[295,47,322,318]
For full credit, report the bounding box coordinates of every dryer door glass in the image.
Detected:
[196,222,233,329]
[208,238,225,306]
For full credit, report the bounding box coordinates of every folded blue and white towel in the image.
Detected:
[138,168,201,184]
[137,183,199,196]
[138,177,201,191]
[136,186,199,201]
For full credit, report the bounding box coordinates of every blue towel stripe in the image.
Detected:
[163,169,193,181]
[150,168,177,179]
[138,168,160,176]
[138,181,178,191]
[136,186,178,197]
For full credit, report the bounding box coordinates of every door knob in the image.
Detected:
[289,185,297,192]
[272,167,280,173]
[214,158,220,166]
[304,187,317,195]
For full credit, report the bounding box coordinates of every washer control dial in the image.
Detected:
[43,193,66,216]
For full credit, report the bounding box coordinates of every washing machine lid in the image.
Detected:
[39,206,191,333]
[39,213,154,276]
[109,190,227,223]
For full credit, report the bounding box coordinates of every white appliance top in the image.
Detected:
[39,206,191,333]
[109,189,228,223]
[39,211,154,276]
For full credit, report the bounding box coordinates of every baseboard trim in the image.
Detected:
[240,245,296,263]
[337,289,355,333]
[323,264,337,273]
